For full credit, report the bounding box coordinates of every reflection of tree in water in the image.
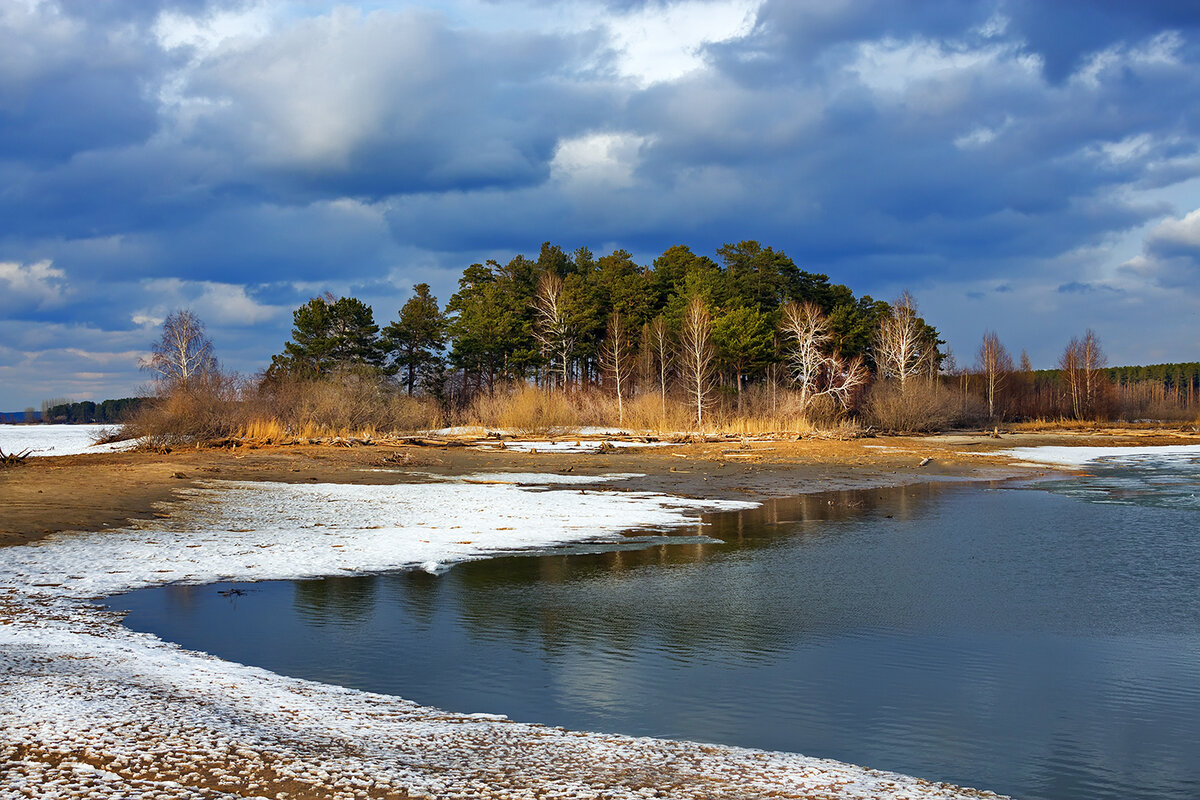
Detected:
[385,484,948,663]
[292,575,380,624]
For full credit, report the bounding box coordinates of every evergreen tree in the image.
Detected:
[713,305,774,402]
[383,284,447,395]
[270,294,384,378]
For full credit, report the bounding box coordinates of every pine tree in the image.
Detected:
[383,284,447,395]
[270,294,384,378]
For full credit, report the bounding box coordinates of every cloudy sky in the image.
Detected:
[3,0,1200,408]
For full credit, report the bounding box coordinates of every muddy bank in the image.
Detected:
[9,426,1198,546]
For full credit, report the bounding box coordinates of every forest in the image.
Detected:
[91,240,1200,441]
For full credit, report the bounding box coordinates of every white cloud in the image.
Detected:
[851,37,1040,97]
[0,260,67,310]
[1144,207,1200,249]
[1072,30,1184,89]
[153,3,278,53]
[604,0,761,86]
[133,279,284,328]
[551,131,647,188]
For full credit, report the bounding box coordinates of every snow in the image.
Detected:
[994,444,1200,466]
[0,423,134,457]
[0,473,1005,799]
[0,477,752,596]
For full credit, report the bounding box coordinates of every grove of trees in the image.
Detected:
[113,239,1197,438]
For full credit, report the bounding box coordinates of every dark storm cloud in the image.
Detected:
[4,0,1200,406]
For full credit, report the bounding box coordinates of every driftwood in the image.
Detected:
[0,447,33,467]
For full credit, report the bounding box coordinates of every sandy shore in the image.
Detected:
[4,428,1143,546]
[2,428,1196,799]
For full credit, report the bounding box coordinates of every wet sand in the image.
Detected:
[0,431,1083,546]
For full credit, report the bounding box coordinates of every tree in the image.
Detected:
[1061,329,1107,419]
[875,291,927,389]
[977,331,1013,420]
[679,296,715,430]
[534,272,576,389]
[383,284,446,395]
[601,311,633,423]
[650,315,672,416]
[269,294,384,378]
[780,301,868,415]
[144,309,218,387]
[714,305,773,409]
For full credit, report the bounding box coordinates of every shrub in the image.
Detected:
[863,381,960,432]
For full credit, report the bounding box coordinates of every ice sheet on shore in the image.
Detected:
[0,473,1005,799]
[0,423,134,456]
[995,444,1200,466]
[0,477,752,598]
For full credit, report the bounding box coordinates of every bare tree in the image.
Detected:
[780,301,830,412]
[1059,330,1106,419]
[650,315,672,416]
[533,273,574,390]
[875,291,927,390]
[601,311,633,424]
[1081,329,1106,418]
[1059,337,1083,419]
[780,301,868,416]
[977,331,1013,420]
[678,296,714,430]
[143,310,218,387]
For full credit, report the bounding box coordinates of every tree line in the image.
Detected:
[263,240,941,424]
[40,397,148,424]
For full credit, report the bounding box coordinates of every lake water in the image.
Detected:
[112,455,1200,800]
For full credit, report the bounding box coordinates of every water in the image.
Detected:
[111,457,1200,800]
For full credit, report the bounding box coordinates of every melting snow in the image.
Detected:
[994,444,1200,466]
[0,423,134,457]
[0,473,1005,799]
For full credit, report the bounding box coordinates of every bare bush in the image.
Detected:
[252,372,441,436]
[864,381,960,432]
[122,373,245,447]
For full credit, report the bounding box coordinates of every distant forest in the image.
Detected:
[39,397,148,424]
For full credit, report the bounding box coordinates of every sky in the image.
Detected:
[3,0,1200,409]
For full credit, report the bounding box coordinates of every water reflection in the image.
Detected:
[112,480,1200,800]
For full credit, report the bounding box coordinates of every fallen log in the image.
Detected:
[0,447,33,467]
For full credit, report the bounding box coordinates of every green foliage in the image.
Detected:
[269,295,385,378]
[263,239,936,406]
[713,306,774,391]
[383,283,447,395]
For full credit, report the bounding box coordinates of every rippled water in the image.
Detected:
[112,464,1200,800]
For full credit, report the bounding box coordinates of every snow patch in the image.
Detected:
[0,423,134,456]
[994,444,1200,466]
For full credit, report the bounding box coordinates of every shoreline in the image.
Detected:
[3,430,1195,799]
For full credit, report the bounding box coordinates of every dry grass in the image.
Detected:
[122,372,443,446]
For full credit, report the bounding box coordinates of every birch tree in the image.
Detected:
[601,311,633,423]
[678,296,714,430]
[780,301,868,415]
[977,331,1013,420]
[650,315,672,416]
[874,291,926,389]
[144,310,218,387]
[534,273,575,390]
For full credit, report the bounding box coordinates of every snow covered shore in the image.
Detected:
[994,443,1200,466]
[0,424,134,457]
[0,473,1004,799]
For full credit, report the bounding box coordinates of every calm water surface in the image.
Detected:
[112,458,1200,800]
